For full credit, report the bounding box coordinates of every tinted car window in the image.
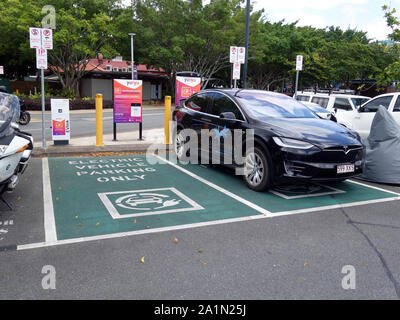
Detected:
[237,91,317,119]
[361,95,393,112]
[296,95,310,102]
[209,92,244,120]
[185,93,209,113]
[311,97,329,108]
[393,96,400,112]
[351,98,370,109]
[333,98,353,111]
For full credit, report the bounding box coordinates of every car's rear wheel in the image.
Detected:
[243,147,272,191]
[174,129,188,160]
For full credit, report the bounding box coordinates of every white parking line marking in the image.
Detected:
[15,158,400,251]
[348,179,400,196]
[270,184,346,199]
[42,158,58,243]
[154,155,273,216]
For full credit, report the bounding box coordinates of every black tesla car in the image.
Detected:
[172,89,364,191]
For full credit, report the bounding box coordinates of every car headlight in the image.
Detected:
[272,137,315,150]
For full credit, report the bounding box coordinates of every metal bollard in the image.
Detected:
[95,94,104,146]
[164,96,172,145]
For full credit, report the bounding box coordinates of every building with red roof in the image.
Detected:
[80,54,169,101]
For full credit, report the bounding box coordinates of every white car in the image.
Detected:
[296,92,370,128]
[351,92,400,138]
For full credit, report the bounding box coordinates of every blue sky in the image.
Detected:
[252,0,396,40]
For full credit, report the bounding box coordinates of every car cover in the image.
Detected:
[359,105,400,184]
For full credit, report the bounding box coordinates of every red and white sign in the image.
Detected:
[36,48,48,70]
[113,79,143,123]
[41,28,53,50]
[233,63,241,80]
[175,76,201,106]
[296,55,303,71]
[30,27,42,49]
[337,164,355,174]
[0,66,4,75]
[230,46,238,63]
[238,47,246,64]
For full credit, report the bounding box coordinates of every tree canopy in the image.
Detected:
[0,0,398,96]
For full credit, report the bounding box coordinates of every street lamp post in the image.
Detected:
[243,0,250,89]
[128,33,135,80]
[128,32,143,140]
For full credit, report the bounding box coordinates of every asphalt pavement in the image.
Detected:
[1,157,400,299]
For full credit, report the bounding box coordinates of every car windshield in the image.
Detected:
[351,98,370,108]
[0,93,20,136]
[306,104,330,114]
[236,91,317,119]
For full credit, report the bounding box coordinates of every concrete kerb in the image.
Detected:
[29,105,165,115]
[32,127,170,157]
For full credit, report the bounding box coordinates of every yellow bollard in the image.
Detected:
[95,94,104,146]
[164,96,172,145]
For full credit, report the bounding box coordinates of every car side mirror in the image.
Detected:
[179,99,187,107]
[220,112,236,121]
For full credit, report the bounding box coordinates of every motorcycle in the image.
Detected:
[0,92,33,210]
[19,99,31,125]
[0,86,30,125]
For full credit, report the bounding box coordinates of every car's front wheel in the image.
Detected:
[243,147,272,191]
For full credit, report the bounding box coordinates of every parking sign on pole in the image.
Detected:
[296,55,303,71]
[30,26,53,148]
[29,27,42,49]
[230,46,238,64]
[233,63,241,80]
[41,28,53,50]
[36,48,48,70]
[238,47,246,64]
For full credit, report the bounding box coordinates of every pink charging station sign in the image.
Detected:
[175,76,201,106]
[113,79,143,123]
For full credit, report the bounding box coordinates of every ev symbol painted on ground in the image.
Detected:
[99,187,204,219]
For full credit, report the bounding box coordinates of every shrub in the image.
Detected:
[24,97,113,111]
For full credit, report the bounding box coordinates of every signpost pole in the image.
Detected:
[41,68,46,148]
[295,55,303,99]
[295,70,299,100]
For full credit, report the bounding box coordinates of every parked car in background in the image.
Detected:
[352,92,400,138]
[296,92,370,128]
[173,89,364,191]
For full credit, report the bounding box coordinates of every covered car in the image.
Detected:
[360,105,400,184]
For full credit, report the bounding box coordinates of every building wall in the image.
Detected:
[91,78,113,101]
[81,78,162,101]
[143,81,151,100]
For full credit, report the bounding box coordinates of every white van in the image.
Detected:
[296,92,370,128]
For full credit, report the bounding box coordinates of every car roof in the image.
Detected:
[297,92,370,99]
[200,88,292,98]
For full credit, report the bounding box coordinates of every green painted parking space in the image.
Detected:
[48,154,262,240]
[47,154,400,241]
[175,161,399,213]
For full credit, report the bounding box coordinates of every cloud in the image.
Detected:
[254,0,368,11]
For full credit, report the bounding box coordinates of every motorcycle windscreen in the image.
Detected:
[360,105,400,184]
[0,93,20,137]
